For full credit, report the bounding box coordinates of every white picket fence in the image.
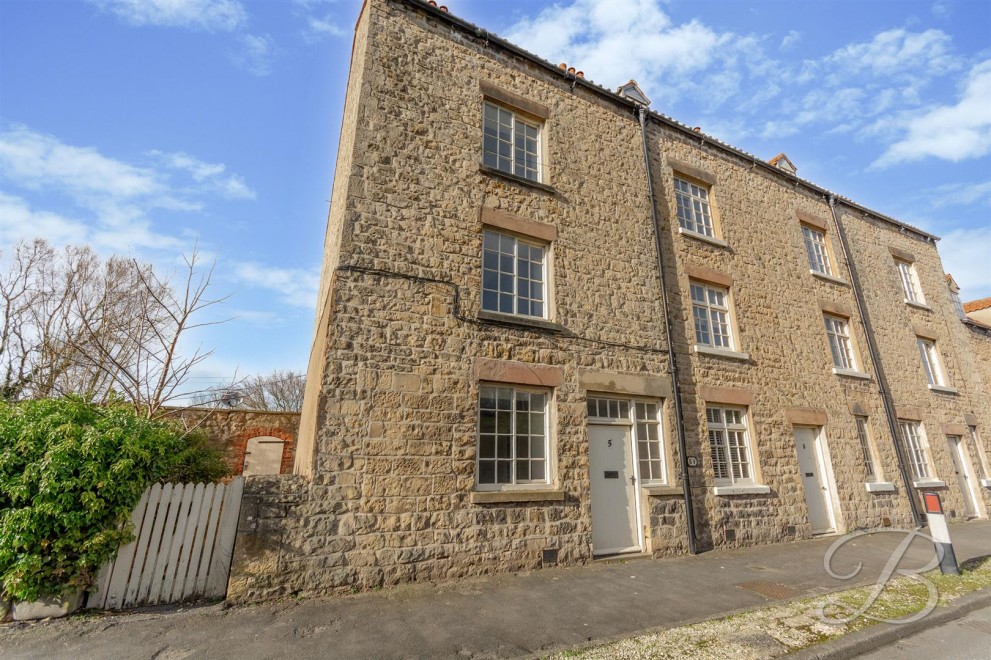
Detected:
[86,478,244,609]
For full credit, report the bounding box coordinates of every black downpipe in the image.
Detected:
[828,195,924,528]
[638,106,698,555]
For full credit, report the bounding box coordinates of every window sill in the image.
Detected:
[904,300,932,311]
[912,479,946,489]
[810,270,849,286]
[712,484,771,496]
[479,164,556,194]
[832,367,872,381]
[642,485,681,497]
[865,481,896,493]
[980,478,991,489]
[470,489,565,504]
[677,227,729,249]
[694,345,750,361]
[927,384,958,395]
[477,309,567,334]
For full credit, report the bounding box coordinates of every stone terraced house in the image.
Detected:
[228,0,991,602]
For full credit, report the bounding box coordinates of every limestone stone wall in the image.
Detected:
[254,0,991,602]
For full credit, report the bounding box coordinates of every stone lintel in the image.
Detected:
[847,401,871,417]
[667,157,717,186]
[818,298,853,318]
[888,245,916,263]
[685,264,733,288]
[470,489,565,504]
[785,408,828,427]
[479,81,549,120]
[964,412,979,426]
[480,207,557,242]
[698,385,753,406]
[895,405,924,421]
[474,357,563,388]
[579,369,672,399]
[912,324,938,340]
[642,485,683,497]
[940,423,970,436]
[796,209,829,230]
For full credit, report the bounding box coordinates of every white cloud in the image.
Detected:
[503,0,748,106]
[231,33,277,76]
[0,125,255,253]
[873,59,991,167]
[88,0,247,32]
[938,225,991,300]
[780,30,801,51]
[817,29,957,81]
[0,124,162,199]
[149,150,256,199]
[232,262,320,309]
[921,181,991,207]
[0,192,89,245]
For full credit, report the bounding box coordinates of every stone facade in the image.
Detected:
[228,0,991,602]
[164,408,300,476]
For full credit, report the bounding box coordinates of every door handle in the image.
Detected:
[630,476,637,485]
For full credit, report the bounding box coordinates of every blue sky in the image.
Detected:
[1,0,989,399]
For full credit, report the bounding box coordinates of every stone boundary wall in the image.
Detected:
[227,475,308,603]
[162,408,301,476]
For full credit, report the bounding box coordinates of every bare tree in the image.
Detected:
[0,238,229,417]
[190,370,305,412]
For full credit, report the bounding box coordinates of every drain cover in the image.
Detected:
[735,580,801,600]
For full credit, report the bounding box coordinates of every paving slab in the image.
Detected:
[1,521,988,659]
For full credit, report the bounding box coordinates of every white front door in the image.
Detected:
[948,435,980,518]
[243,436,285,476]
[794,427,835,534]
[588,424,641,555]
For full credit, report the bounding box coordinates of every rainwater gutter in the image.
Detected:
[828,195,924,528]
[639,106,698,555]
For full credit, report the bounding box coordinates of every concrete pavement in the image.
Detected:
[1,521,989,659]
[855,604,991,659]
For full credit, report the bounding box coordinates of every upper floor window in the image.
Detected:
[483,102,541,182]
[674,178,714,238]
[691,282,734,350]
[482,229,546,318]
[900,421,932,480]
[917,338,946,387]
[824,315,856,370]
[706,406,755,486]
[477,385,548,486]
[802,226,833,276]
[896,260,926,305]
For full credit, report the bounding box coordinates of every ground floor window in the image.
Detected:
[900,421,932,480]
[706,405,755,486]
[478,385,548,486]
[855,417,877,482]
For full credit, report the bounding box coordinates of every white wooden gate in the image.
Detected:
[86,478,244,609]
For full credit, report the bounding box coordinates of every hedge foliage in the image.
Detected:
[0,397,229,602]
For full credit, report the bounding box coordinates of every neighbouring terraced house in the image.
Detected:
[229,0,991,601]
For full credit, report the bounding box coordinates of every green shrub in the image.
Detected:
[0,397,230,602]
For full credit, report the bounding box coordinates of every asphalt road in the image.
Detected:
[855,604,991,659]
